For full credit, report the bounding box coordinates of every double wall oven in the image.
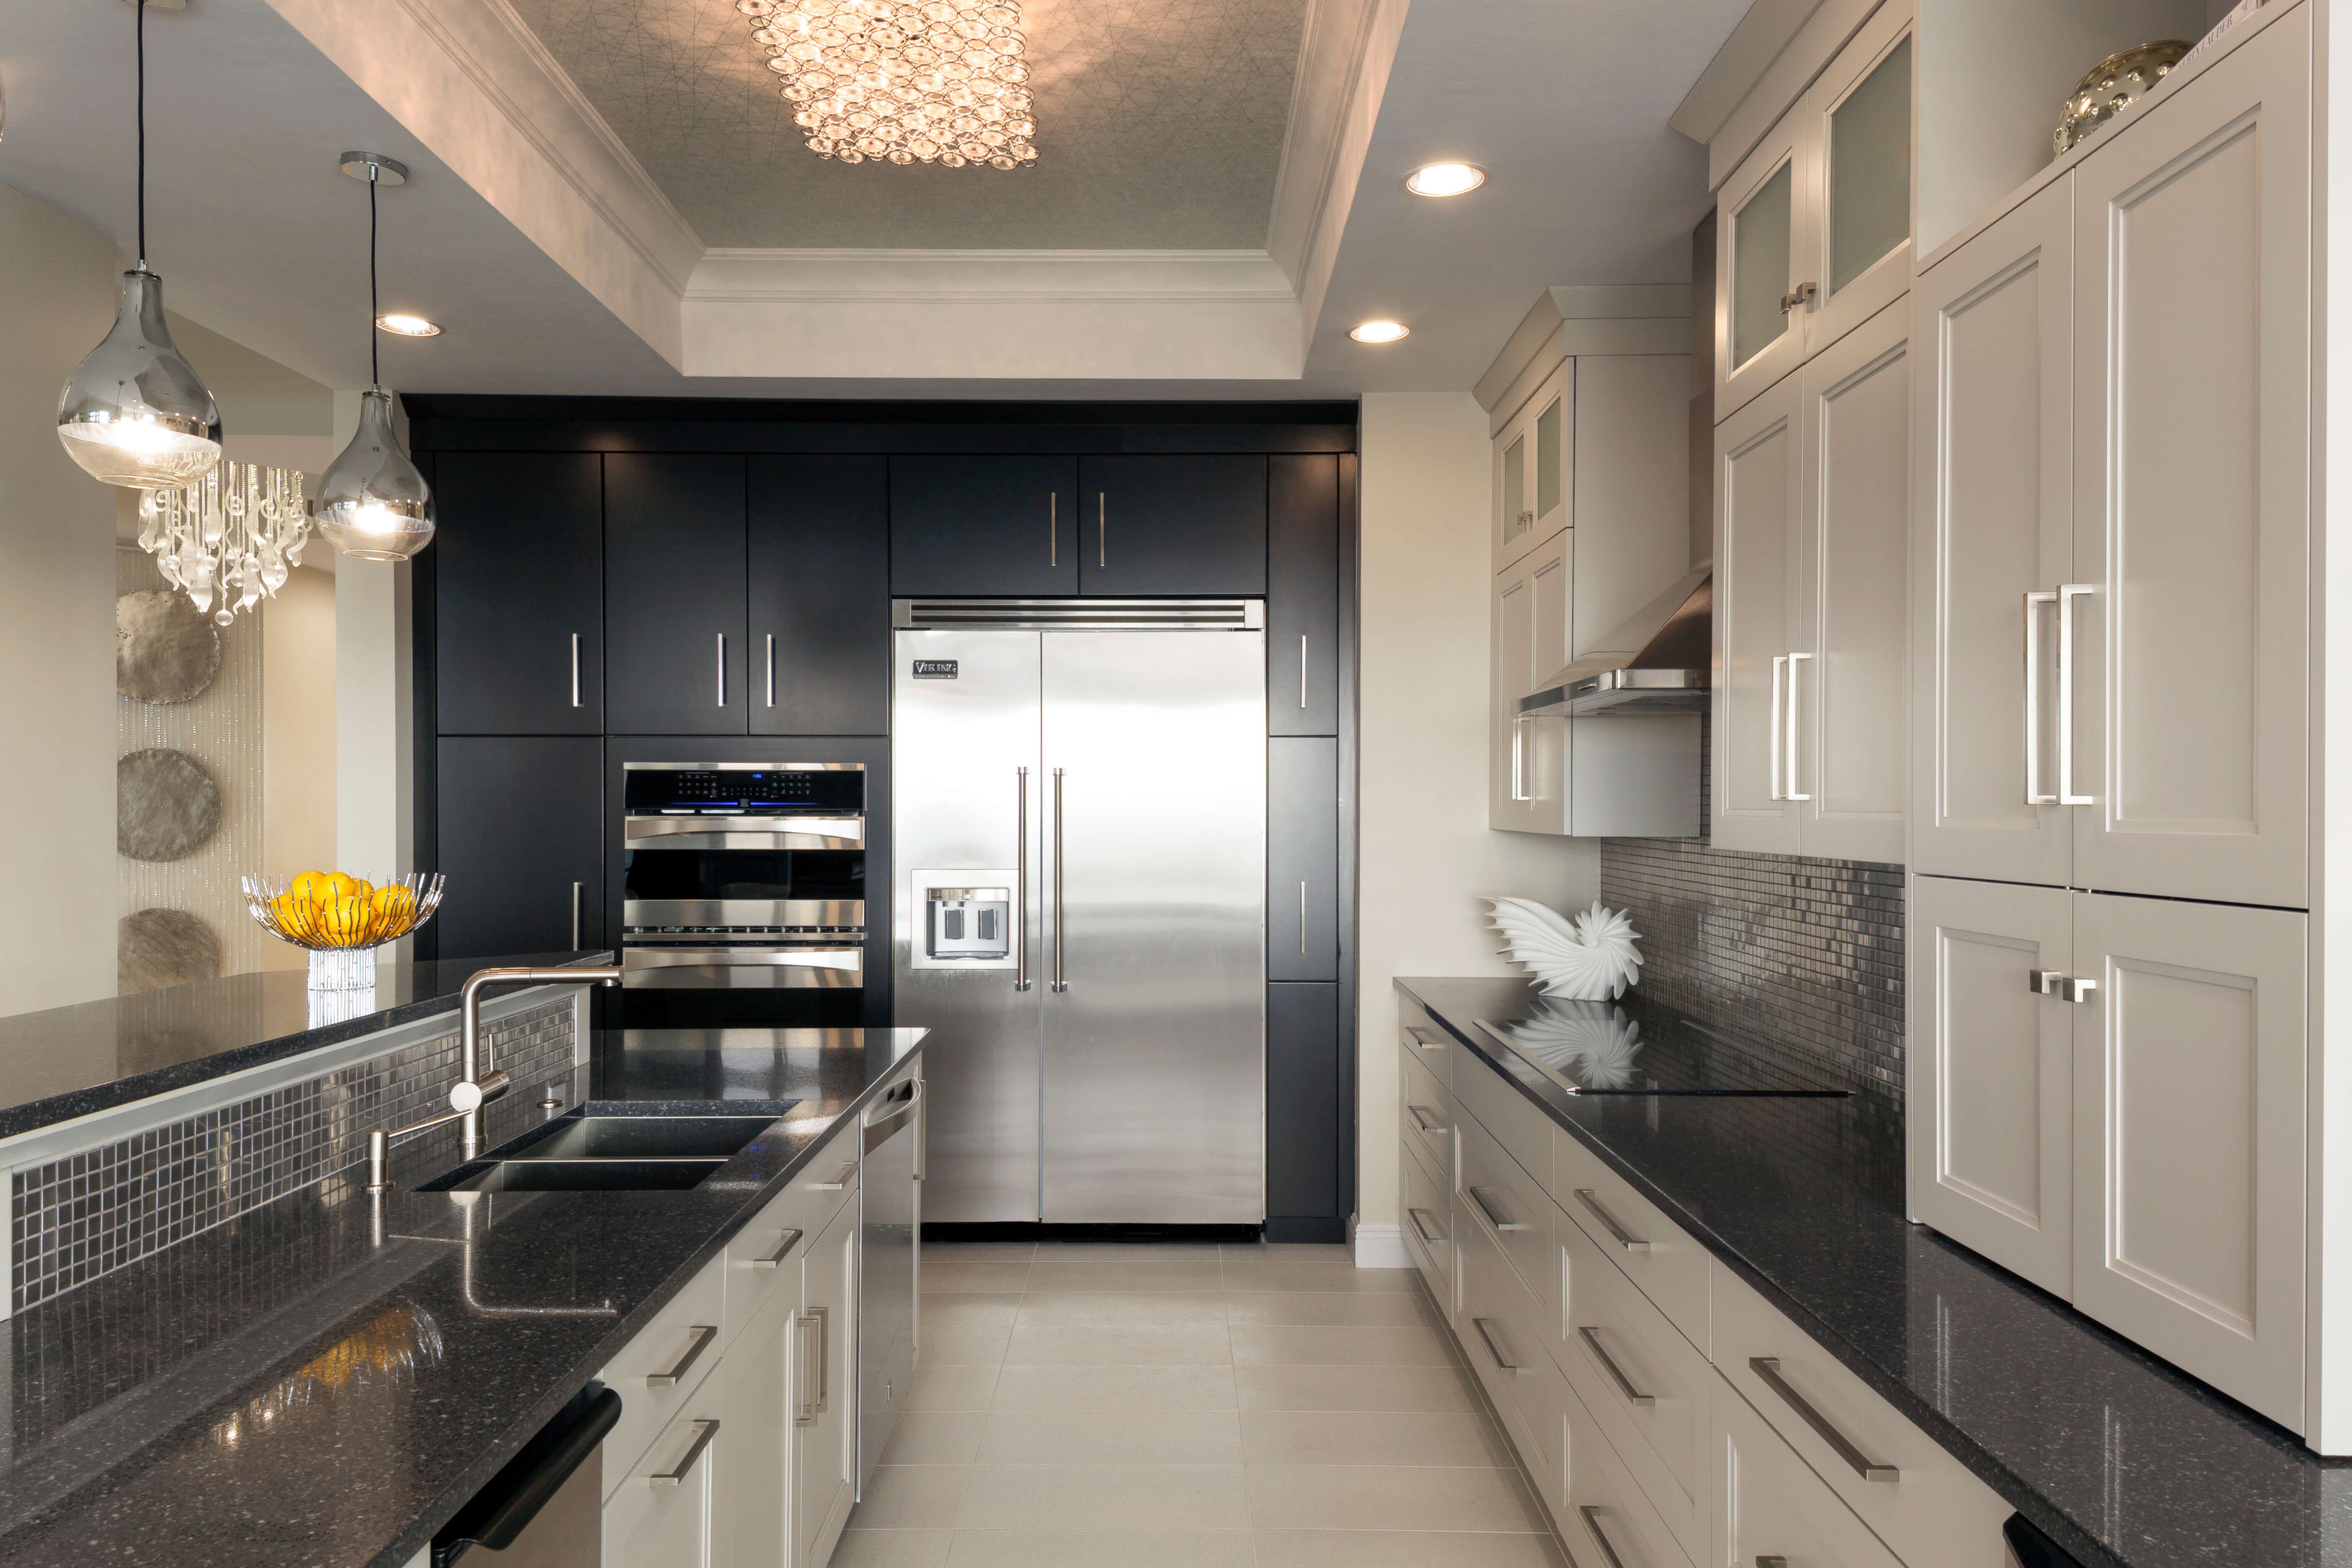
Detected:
[620,762,868,1027]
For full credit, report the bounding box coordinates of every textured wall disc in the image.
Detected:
[116,589,222,704]
[117,748,222,861]
[118,908,220,994]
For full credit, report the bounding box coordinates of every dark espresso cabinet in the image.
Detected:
[1077,455,1267,596]
[604,454,748,735]
[435,737,604,958]
[1266,982,1342,1235]
[1269,737,1339,982]
[749,456,890,735]
[1268,455,1340,735]
[890,456,1077,596]
[433,452,604,735]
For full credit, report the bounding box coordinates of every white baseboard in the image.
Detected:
[1352,1222,1412,1269]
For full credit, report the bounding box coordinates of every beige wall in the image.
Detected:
[1355,392,1600,1248]
[261,566,338,970]
[0,185,124,1012]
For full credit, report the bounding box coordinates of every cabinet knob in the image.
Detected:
[1779,281,1819,313]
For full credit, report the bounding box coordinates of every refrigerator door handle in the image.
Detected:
[1016,767,1032,991]
[1050,766,1067,992]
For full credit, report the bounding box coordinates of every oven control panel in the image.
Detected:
[624,764,865,816]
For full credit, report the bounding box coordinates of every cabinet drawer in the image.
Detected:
[1558,1202,1712,1567]
[1713,1261,2012,1568]
[1401,1020,1453,1088]
[1452,1043,1554,1191]
[722,1141,861,1349]
[1458,1113,1556,1317]
[1715,1376,1902,1568]
[601,1253,728,1498]
[1400,1130,1453,1305]
[603,1386,726,1567]
[1400,1051,1457,1180]
[1552,1126,1710,1355]
[1562,1371,1692,1568]
[1454,1210,1556,1479]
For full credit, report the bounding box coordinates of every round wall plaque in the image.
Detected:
[118,908,220,994]
[116,589,222,704]
[118,748,222,861]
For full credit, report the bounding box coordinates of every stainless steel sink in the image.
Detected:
[430,1158,730,1193]
[510,1115,781,1161]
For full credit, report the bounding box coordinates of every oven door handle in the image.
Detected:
[622,946,864,973]
[625,816,866,848]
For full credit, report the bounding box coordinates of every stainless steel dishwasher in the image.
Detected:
[858,1074,922,1493]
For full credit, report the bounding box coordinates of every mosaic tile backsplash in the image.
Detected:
[1600,716,1906,1104]
[9,999,577,1313]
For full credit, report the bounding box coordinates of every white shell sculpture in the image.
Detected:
[1483,897,1643,1001]
[1504,1001,1645,1090]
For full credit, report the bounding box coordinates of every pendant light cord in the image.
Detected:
[135,0,147,268]
[368,164,380,388]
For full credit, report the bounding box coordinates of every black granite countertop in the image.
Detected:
[0,952,616,1140]
[0,1024,924,1567]
[1398,977,2352,1568]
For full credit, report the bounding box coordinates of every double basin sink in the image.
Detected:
[416,1112,794,1193]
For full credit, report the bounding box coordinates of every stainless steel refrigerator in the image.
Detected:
[893,600,1266,1225]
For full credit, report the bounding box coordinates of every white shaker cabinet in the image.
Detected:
[606,1391,726,1568]
[1712,374,1803,853]
[795,1194,859,1568]
[1494,366,1570,572]
[1490,531,1570,833]
[1910,176,2076,889]
[2066,13,2310,911]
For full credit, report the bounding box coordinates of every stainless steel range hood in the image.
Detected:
[1518,565,1710,717]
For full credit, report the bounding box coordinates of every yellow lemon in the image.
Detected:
[269,893,301,932]
[369,885,414,931]
[326,872,355,903]
[290,870,327,905]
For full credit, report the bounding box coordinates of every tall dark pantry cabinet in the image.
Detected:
[411,400,1357,1243]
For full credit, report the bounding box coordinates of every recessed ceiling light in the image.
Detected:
[1404,162,1485,197]
[1350,320,1410,344]
[376,314,442,337]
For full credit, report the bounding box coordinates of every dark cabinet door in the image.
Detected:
[605,454,748,735]
[433,452,603,734]
[1269,737,1338,981]
[1078,456,1267,596]
[750,457,890,735]
[889,456,1077,596]
[435,737,604,960]
[1268,454,1340,736]
[1266,982,1341,1230]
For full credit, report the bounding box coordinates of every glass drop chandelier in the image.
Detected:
[740,0,1039,169]
[138,464,312,625]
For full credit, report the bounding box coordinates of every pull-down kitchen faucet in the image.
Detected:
[364,965,624,1191]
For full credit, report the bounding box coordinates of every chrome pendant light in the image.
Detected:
[55,0,224,491]
[315,154,435,563]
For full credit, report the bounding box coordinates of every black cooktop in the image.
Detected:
[1474,995,1850,1096]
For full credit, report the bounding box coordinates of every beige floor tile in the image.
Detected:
[1025,1260,1228,1291]
[923,1258,1036,1293]
[1245,1464,1549,1532]
[921,1320,1015,1366]
[1226,1242,1354,1261]
[1235,1363,1478,1412]
[976,1407,1245,1465]
[1032,1241,1226,1262]
[831,1528,955,1568]
[922,1292,1026,1329]
[907,1362,1003,1411]
[1230,1324,1454,1366]
[1016,1291,1228,1328]
[990,1363,1238,1411]
[881,1409,990,1465]
[1225,1290,1437,1327]
[1005,1322,1232,1366]
[1240,1408,1514,1467]
[1221,1259,1422,1293]
[945,1529,1256,1567]
[956,1463,1251,1530]
[856,1465,975,1529]
[1253,1529,1571,1568]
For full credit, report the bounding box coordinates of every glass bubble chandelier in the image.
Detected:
[740,0,1040,169]
[137,463,312,626]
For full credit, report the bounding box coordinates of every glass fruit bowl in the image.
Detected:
[242,871,445,990]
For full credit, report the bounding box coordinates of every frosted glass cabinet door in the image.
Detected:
[2071,890,2306,1430]
[1493,365,1571,570]
[1801,5,1914,359]
[1910,175,2074,888]
[1792,296,1908,863]
[1716,120,1813,421]
[2068,9,2310,910]
[1908,874,2072,1297]
[1711,378,1801,854]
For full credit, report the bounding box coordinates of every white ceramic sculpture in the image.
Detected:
[1483,896,1643,1001]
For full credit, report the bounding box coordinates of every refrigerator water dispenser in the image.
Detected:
[927,888,1011,960]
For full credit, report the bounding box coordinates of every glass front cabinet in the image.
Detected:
[1493,364,1570,570]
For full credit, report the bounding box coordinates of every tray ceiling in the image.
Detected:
[503,0,1310,249]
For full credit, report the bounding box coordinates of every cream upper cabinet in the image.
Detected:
[1494,366,1571,571]
[1716,0,1913,420]
[2067,11,2309,911]
[1712,374,1803,853]
[1491,531,1569,833]
[1911,175,2075,888]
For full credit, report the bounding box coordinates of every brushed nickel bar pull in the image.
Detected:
[716,633,727,708]
[812,1303,831,1411]
[647,1419,720,1486]
[647,1323,717,1387]
[1578,1326,1656,1407]
[1408,1207,1444,1244]
[1749,1357,1899,1481]
[1573,1189,1650,1251]
[1785,651,1812,802]
[2030,970,2063,995]
[1300,634,1309,708]
[1049,492,1057,567]
[570,632,581,708]
[571,882,583,950]
[765,633,776,707]
[2063,976,2098,1004]
[1097,492,1106,567]
[2024,591,2056,804]
[1050,766,1067,991]
[794,1313,820,1426]
[1472,1317,1525,1375]
[2057,584,2094,804]
[1579,1508,1632,1568]
[1407,1105,1446,1135]
[1769,655,1787,800]
[1467,1185,1531,1233]
[811,1161,858,1191]
[1758,1557,1790,1566]
[752,1228,804,1268]
[1300,881,1308,954]
[1015,767,1032,992]
[1407,1028,1446,1052]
